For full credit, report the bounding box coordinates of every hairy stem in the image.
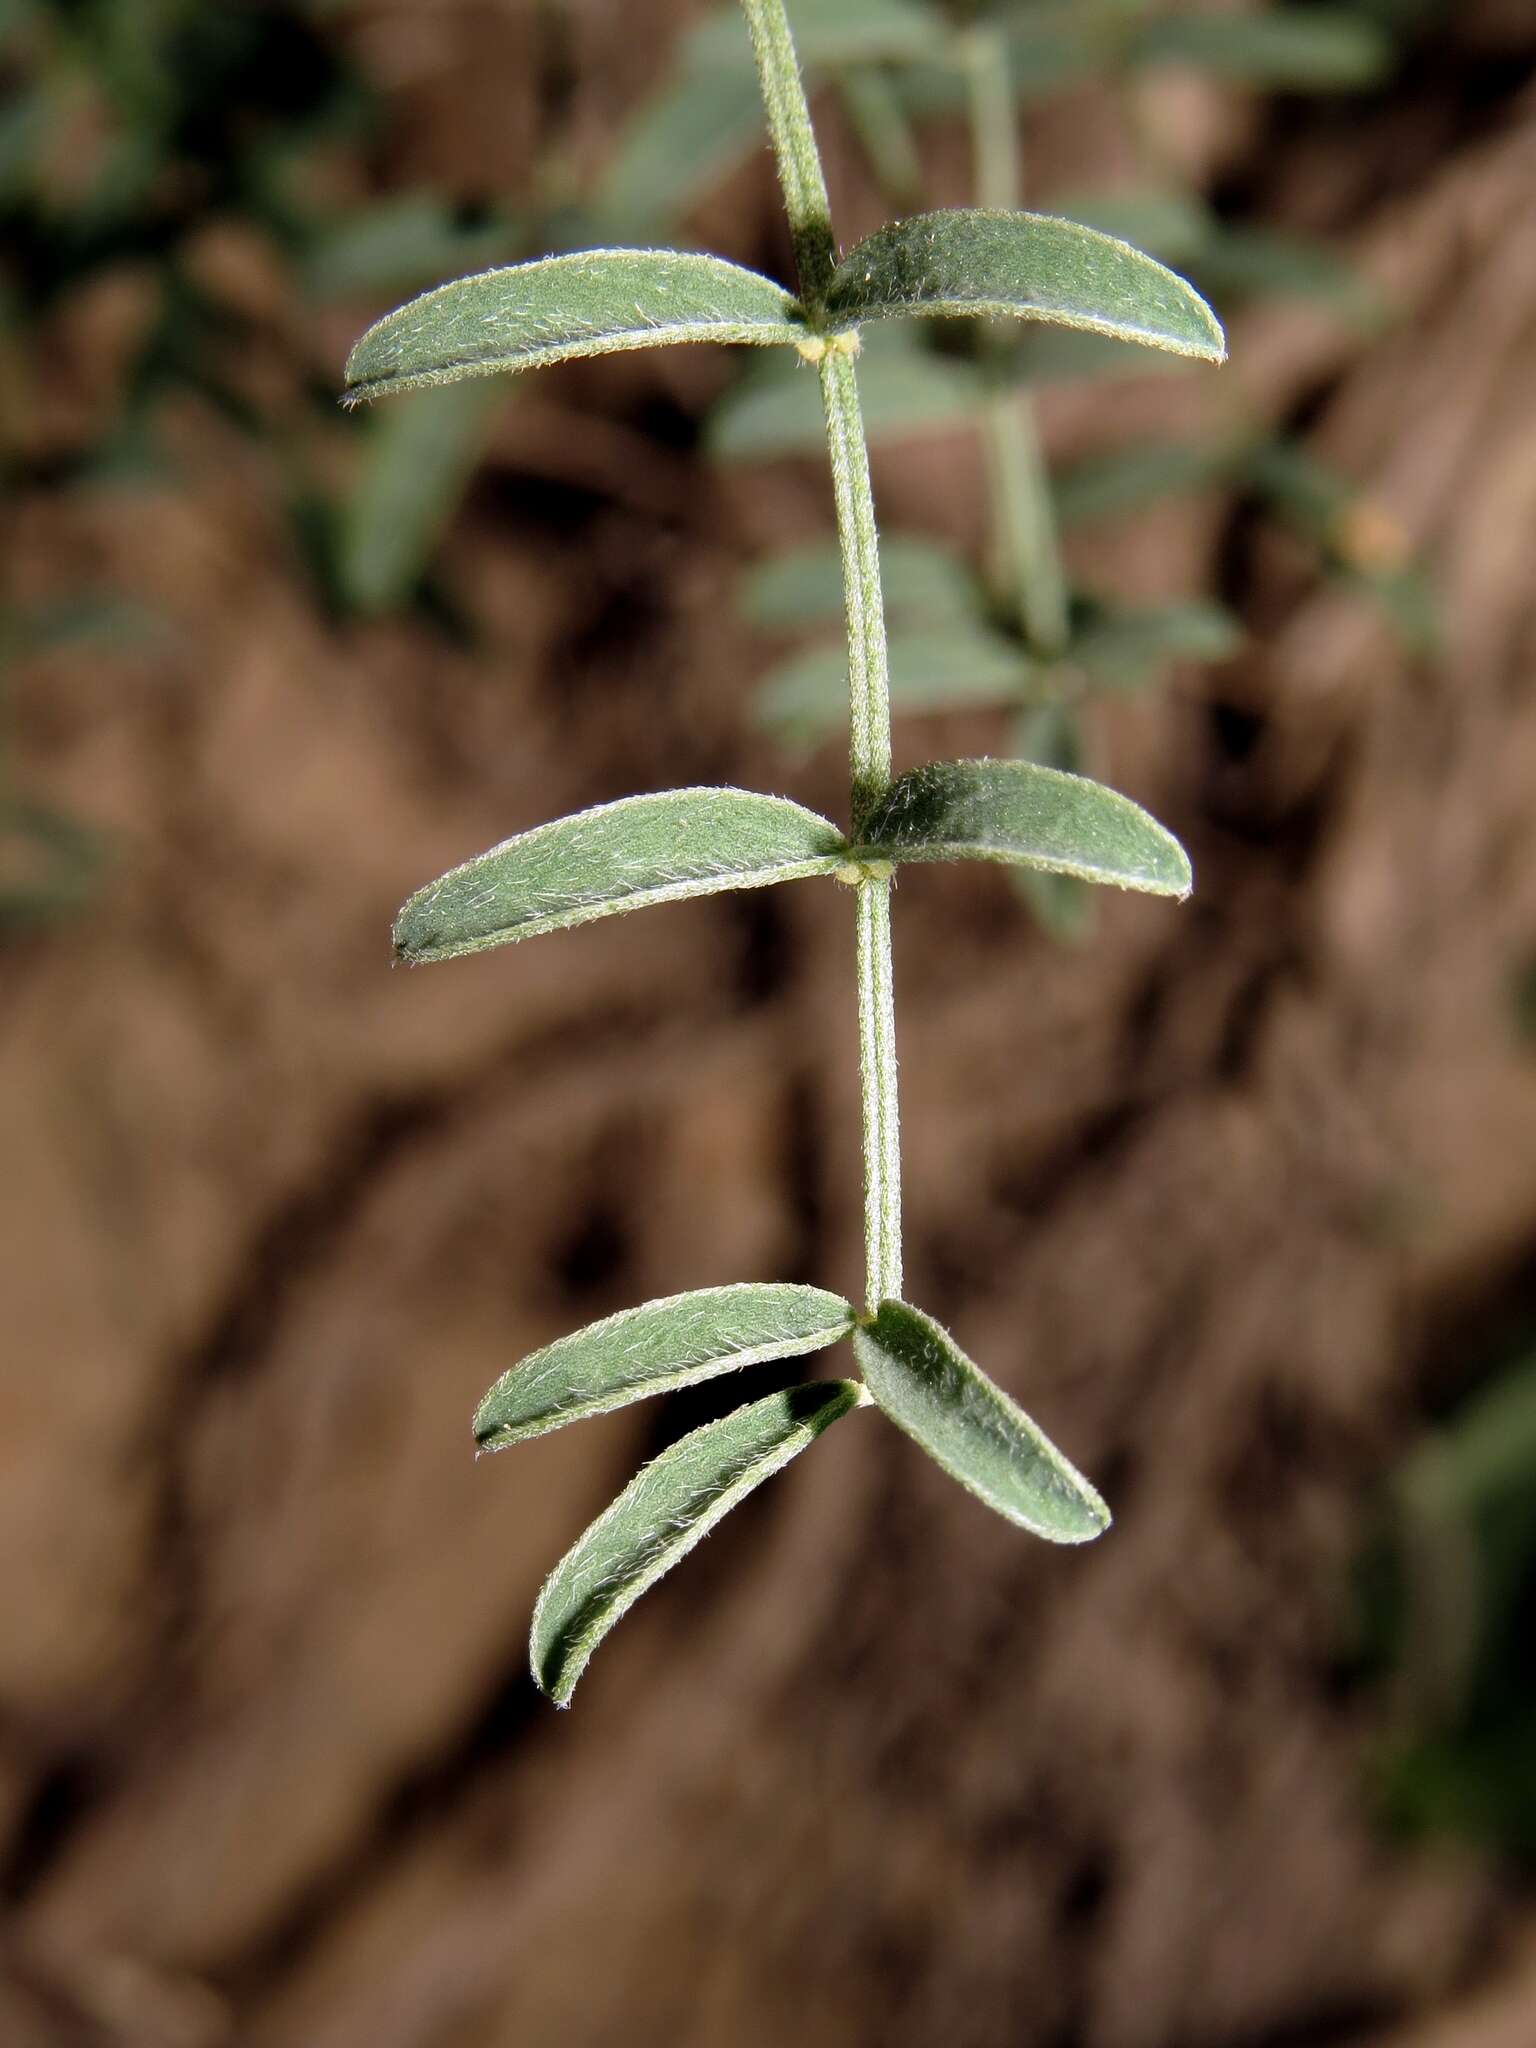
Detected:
[741,0,902,1312]
[821,345,902,1308]
[819,348,892,828]
[962,23,1068,655]
[853,866,902,1308]
[738,0,836,312]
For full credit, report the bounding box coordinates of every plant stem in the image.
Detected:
[852,857,902,1308]
[739,0,902,1313]
[738,0,835,313]
[821,344,902,1308]
[818,348,891,829]
[961,23,1068,656]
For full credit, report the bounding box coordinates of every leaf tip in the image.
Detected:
[391,887,440,964]
[1067,1489,1113,1544]
[1138,823,1194,901]
[533,1661,574,1709]
[341,327,386,405]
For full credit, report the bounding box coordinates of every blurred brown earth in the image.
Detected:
[4,5,1536,2045]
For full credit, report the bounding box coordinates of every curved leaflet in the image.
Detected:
[532,1380,864,1703]
[825,208,1225,363]
[345,249,806,401]
[475,1282,855,1450]
[855,756,1190,897]
[394,787,848,962]
[854,1300,1108,1543]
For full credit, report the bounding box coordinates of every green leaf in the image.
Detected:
[1057,192,1384,328]
[531,1380,863,1702]
[393,788,848,962]
[1130,8,1392,90]
[787,0,947,65]
[594,35,763,236]
[687,0,943,72]
[1244,441,1433,652]
[1014,701,1083,778]
[1363,565,1439,658]
[760,628,1034,741]
[1244,438,1352,536]
[1005,325,1198,388]
[1054,439,1238,528]
[0,800,106,935]
[344,250,805,402]
[1069,600,1243,691]
[1192,226,1385,323]
[743,536,976,632]
[338,379,502,614]
[303,195,516,303]
[825,210,1226,364]
[854,1301,1108,1542]
[475,1283,855,1450]
[710,329,981,459]
[592,0,942,236]
[855,756,1191,897]
[1001,13,1104,100]
[1057,187,1217,267]
[1015,862,1095,945]
[1010,707,1096,943]
[887,14,1104,118]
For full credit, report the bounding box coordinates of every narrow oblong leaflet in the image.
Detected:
[531,1380,864,1704]
[825,208,1225,363]
[394,787,849,962]
[854,1300,1109,1543]
[855,757,1191,897]
[345,248,806,401]
[474,1282,856,1450]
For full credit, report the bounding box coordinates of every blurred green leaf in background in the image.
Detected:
[1358,1345,1536,1863]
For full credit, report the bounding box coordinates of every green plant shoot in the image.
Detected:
[344,0,1222,1703]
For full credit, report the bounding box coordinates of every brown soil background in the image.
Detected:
[4,4,1536,2044]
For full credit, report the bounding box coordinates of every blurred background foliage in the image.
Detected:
[2,0,1439,935]
[4,2,1536,2042]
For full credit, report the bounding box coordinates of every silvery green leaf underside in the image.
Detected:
[394,787,848,962]
[531,1380,863,1703]
[854,1300,1108,1543]
[345,249,805,401]
[475,1283,855,1449]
